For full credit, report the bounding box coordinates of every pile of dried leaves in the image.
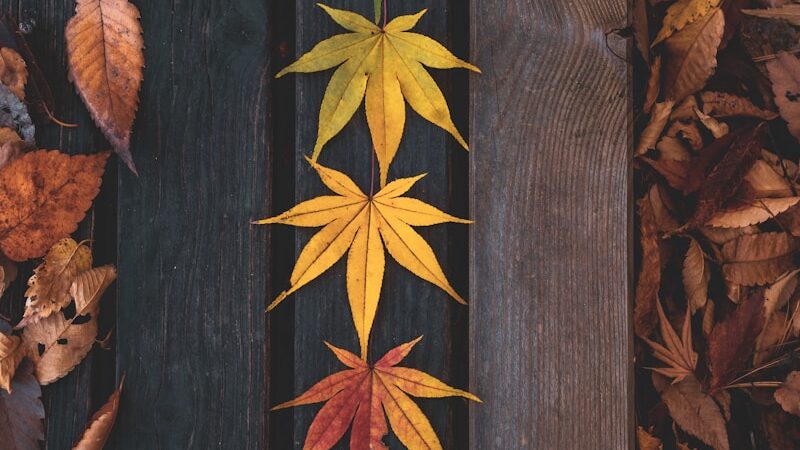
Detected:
[0,0,143,447]
[633,0,800,449]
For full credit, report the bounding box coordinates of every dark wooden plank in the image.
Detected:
[114,0,270,447]
[267,1,470,447]
[0,2,118,448]
[469,0,632,449]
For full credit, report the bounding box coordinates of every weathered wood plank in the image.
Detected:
[115,0,270,447]
[267,1,471,447]
[469,0,632,448]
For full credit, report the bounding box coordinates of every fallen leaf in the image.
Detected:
[721,232,800,285]
[764,269,800,318]
[0,320,22,393]
[256,160,469,357]
[634,0,651,63]
[700,224,758,245]
[65,0,144,174]
[0,47,26,100]
[73,377,124,450]
[638,101,676,155]
[708,289,766,390]
[667,118,704,150]
[743,5,800,26]
[276,4,480,186]
[663,7,725,102]
[683,238,710,312]
[776,371,800,416]
[767,52,800,143]
[745,159,793,198]
[635,187,666,338]
[273,338,479,450]
[0,254,16,299]
[637,426,663,450]
[695,107,729,138]
[653,0,722,46]
[0,150,108,262]
[22,238,93,325]
[645,56,662,113]
[642,301,698,382]
[0,360,44,450]
[653,373,730,450]
[22,266,116,384]
[754,311,788,365]
[700,91,777,120]
[705,197,800,228]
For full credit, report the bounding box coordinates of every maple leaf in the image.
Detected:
[0,150,108,262]
[73,377,124,450]
[653,0,721,46]
[22,266,116,385]
[21,238,93,326]
[643,300,698,383]
[0,360,44,450]
[663,7,725,102]
[277,4,480,186]
[653,373,730,450]
[65,0,144,174]
[0,47,26,100]
[721,232,800,286]
[273,337,480,450]
[256,160,469,357]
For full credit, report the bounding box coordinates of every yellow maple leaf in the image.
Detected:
[255,159,470,358]
[652,0,721,46]
[277,4,480,186]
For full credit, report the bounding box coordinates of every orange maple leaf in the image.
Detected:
[273,337,480,450]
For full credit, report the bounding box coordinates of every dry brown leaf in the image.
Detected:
[667,119,704,150]
[700,91,778,119]
[22,266,116,385]
[636,188,666,338]
[0,48,27,101]
[765,269,800,317]
[767,52,800,143]
[0,321,22,393]
[66,0,144,174]
[653,373,730,450]
[0,254,16,300]
[703,299,716,337]
[22,238,92,325]
[634,0,651,63]
[695,107,729,138]
[73,377,123,450]
[643,301,698,382]
[672,95,700,120]
[699,224,758,245]
[708,289,766,389]
[776,371,800,416]
[683,238,710,312]
[657,136,692,161]
[637,426,663,450]
[0,150,108,262]
[706,197,800,228]
[743,5,800,25]
[638,101,676,155]
[745,159,793,198]
[654,0,722,45]
[663,7,725,102]
[0,360,44,450]
[721,232,800,285]
[645,56,662,113]
[754,311,788,365]
[762,149,798,181]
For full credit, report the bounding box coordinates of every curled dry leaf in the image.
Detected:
[637,426,663,450]
[635,187,665,338]
[705,197,800,228]
[273,338,479,450]
[652,373,730,450]
[663,7,725,102]
[0,320,22,393]
[721,232,800,285]
[708,289,766,390]
[22,238,92,325]
[0,150,108,262]
[767,52,800,143]
[0,360,44,450]
[694,107,729,138]
[277,4,479,186]
[667,119,704,150]
[699,91,777,120]
[73,377,124,450]
[0,47,26,100]
[65,0,144,174]
[653,0,722,45]
[776,371,800,416]
[22,266,116,385]
[637,101,676,155]
[683,238,710,312]
[255,160,469,358]
[642,301,698,383]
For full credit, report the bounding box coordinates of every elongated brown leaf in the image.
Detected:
[653,373,730,450]
[0,360,44,450]
[65,0,144,174]
[664,7,725,102]
[683,238,710,312]
[636,187,665,338]
[708,289,766,390]
[721,232,800,285]
[73,378,124,450]
[638,101,676,155]
[706,197,800,228]
[700,92,777,120]
[0,150,108,262]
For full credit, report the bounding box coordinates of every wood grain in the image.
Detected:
[114,0,270,448]
[469,0,632,448]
